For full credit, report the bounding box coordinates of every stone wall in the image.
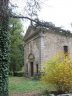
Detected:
[24,27,72,76]
[40,29,72,70]
[24,34,41,76]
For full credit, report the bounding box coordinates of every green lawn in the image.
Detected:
[9,76,50,93]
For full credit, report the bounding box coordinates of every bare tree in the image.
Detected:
[24,0,40,18]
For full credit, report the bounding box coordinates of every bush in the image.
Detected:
[9,71,24,77]
[41,54,72,93]
[13,72,24,77]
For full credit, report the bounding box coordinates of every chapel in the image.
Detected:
[24,22,72,77]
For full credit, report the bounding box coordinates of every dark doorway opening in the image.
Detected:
[36,64,38,74]
[30,62,34,76]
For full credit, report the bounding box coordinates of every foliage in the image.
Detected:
[0,16,9,96]
[10,72,24,77]
[9,18,24,76]
[0,0,40,95]
[41,54,72,92]
[0,0,9,95]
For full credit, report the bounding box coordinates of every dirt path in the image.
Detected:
[9,91,42,96]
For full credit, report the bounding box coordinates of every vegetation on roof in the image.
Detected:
[24,20,72,41]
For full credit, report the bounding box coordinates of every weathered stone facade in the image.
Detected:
[24,25,72,77]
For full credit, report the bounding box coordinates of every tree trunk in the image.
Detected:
[0,0,9,96]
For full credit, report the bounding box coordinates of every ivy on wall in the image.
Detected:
[0,0,9,95]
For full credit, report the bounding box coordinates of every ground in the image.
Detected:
[9,76,50,96]
[9,92,43,96]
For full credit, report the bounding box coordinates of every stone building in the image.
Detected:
[24,23,72,77]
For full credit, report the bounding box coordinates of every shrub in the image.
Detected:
[41,54,72,93]
[14,72,24,77]
[9,71,24,77]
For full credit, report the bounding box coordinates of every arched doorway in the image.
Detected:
[28,53,35,76]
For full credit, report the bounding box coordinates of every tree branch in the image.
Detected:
[10,15,37,23]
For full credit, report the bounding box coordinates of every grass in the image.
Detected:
[9,76,49,93]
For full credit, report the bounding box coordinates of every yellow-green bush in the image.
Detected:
[41,54,72,92]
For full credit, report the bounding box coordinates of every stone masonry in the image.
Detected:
[24,25,72,77]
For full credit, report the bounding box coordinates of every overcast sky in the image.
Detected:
[10,0,72,33]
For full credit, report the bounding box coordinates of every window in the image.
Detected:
[63,46,68,55]
[64,46,68,53]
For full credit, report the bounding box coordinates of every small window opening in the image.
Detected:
[63,46,68,56]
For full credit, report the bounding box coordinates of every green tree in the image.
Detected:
[9,18,24,76]
[0,0,40,95]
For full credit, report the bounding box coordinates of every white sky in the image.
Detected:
[10,0,72,33]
